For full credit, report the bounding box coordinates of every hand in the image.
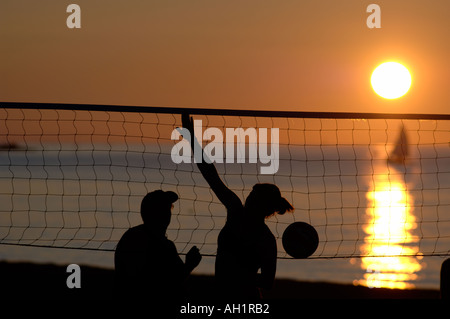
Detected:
[185,245,202,271]
[178,113,196,150]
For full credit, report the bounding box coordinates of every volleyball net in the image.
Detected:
[0,102,449,259]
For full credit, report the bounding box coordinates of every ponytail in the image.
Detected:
[277,197,294,215]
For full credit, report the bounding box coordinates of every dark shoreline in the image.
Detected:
[0,262,440,300]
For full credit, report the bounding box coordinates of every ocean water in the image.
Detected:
[0,143,449,289]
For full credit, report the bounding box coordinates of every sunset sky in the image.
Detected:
[1,0,449,114]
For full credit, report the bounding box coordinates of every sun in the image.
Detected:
[371,62,412,99]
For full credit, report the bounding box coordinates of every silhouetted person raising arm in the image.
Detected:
[114,190,201,301]
[180,113,293,300]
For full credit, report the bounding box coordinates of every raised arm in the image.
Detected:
[179,113,241,211]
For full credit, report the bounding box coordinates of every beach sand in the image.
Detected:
[0,262,440,300]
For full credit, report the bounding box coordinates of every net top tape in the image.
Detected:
[2,102,450,120]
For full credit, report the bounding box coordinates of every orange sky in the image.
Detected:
[1,0,449,114]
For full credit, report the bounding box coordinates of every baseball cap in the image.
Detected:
[141,190,178,212]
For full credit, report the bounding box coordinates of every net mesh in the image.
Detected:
[0,103,449,258]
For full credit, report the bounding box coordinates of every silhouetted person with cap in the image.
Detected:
[114,190,202,301]
[180,114,294,300]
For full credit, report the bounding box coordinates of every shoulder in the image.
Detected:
[116,225,146,248]
[121,224,145,239]
[165,238,179,254]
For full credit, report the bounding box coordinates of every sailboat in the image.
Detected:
[0,142,19,150]
[388,124,409,164]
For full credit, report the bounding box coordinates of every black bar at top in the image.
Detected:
[1,101,450,120]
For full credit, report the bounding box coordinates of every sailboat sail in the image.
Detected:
[389,125,409,164]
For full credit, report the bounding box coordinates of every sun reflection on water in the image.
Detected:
[356,172,423,289]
